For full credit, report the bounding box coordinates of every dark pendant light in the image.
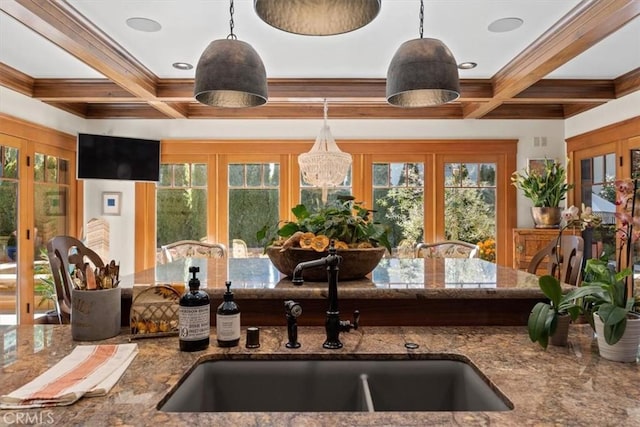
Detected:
[254,0,381,36]
[194,0,268,108]
[386,0,460,107]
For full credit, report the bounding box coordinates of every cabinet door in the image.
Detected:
[513,229,577,274]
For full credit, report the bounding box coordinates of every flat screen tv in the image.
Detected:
[77,133,160,181]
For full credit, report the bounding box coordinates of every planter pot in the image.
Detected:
[531,207,561,229]
[71,287,121,341]
[6,246,16,261]
[550,313,571,346]
[593,313,640,363]
[266,246,385,281]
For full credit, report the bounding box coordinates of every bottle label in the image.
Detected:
[216,313,241,341]
[179,305,210,341]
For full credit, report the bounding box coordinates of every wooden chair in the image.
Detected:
[415,240,480,259]
[160,240,226,263]
[527,235,584,286]
[231,239,248,258]
[46,236,105,323]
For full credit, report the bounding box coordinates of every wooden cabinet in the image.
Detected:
[512,228,579,274]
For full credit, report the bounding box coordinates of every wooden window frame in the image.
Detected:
[136,139,517,270]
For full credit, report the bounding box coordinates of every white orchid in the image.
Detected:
[561,204,602,230]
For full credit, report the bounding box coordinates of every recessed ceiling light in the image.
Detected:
[172,62,193,70]
[126,17,162,32]
[488,17,523,33]
[458,62,477,70]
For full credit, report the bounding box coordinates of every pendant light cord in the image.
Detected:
[323,98,328,127]
[227,0,237,40]
[419,0,424,39]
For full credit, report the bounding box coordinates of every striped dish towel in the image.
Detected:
[0,343,138,409]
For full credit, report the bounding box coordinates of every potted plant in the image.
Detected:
[6,232,17,261]
[528,275,595,348]
[511,159,573,228]
[579,258,640,362]
[577,178,640,362]
[257,195,391,281]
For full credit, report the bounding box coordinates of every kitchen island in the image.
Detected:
[122,257,553,326]
[1,324,638,426]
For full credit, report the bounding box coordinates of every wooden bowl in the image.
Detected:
[266,246,386,281]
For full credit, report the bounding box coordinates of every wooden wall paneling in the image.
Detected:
[134,182,156,272]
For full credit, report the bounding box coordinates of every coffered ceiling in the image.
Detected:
[0,0,638,120]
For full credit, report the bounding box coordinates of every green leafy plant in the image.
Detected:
[257,195,392,253]
[527,275,595,349]
[579,258,635,345]
[511,159,572,207]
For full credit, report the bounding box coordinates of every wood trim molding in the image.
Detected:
[0,113,75,150]
[566,115,640,151]
[0,63,33,96]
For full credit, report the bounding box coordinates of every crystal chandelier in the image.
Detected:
[298,99,352,203]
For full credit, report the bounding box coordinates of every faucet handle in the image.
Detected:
[340,309,360,332]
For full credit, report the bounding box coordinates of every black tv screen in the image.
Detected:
[77,133,160,181]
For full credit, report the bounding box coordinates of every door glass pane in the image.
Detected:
[229,163,279,258]
[630,150,640,276]
[373,162,424,257]
[444,162,496,262]
[0,145,19,325]
[156,163,208,257]
[34,152,70,320]
[580,154,616,261]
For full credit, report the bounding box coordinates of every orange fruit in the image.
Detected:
[311,235,330,252]
[299,232,316,249]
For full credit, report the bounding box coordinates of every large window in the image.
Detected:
[138,139,516,269]
[579,153,616,260]
[156,163,207,248]
[373,162,424,256]
[0,145,19,324]
[444,162,496,260]
[33,152,71,318]
[228,163,280,257]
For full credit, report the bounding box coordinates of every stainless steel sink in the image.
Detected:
[159,357,512,412]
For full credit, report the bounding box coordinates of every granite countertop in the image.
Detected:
[124,257,552,300]
[1,324,638,426]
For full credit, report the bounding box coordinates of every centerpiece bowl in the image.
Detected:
[267,246,386,282]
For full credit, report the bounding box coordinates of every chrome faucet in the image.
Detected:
[291,242,359,349]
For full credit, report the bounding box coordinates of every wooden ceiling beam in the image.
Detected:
[615,67,640,98]
[0,0,186,118]
[463,0,640,119]
[0,62,34,96]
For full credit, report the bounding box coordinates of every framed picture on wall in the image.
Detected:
[527,158,552,175]
[102,192,122,216]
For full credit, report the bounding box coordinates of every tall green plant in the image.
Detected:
[511,159,572,207]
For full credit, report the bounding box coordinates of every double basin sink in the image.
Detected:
[159,356,512,413]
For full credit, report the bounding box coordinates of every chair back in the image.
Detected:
[415,240,480,259]
[527,235,584,286]
[46,236,105,322]
[232,239,248,258]
[161,240,226,263]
